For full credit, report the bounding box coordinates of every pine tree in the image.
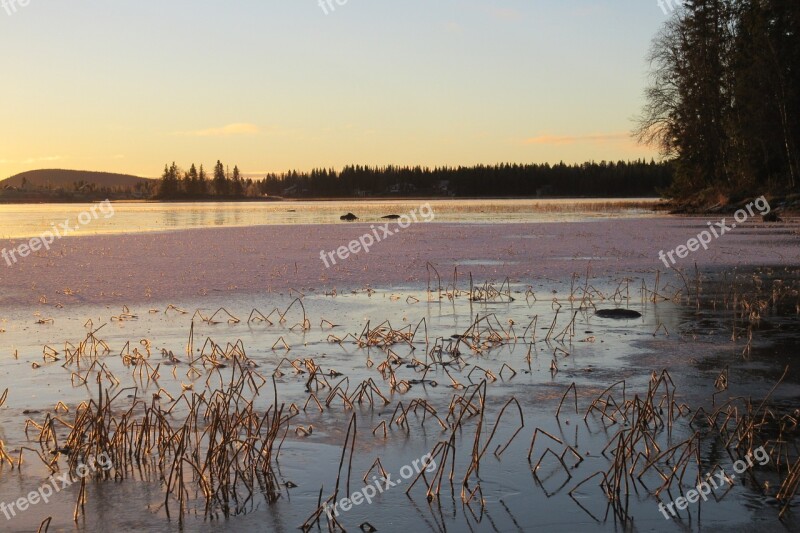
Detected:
[157,162,180,199]
[213,160,228,196]
[186,163,199,196]
[231,165,244,196]
[198,164,208,196]
[677,0,734,188]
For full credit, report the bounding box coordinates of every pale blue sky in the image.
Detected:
[0,0,669,177]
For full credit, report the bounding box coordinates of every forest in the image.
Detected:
[155,161,255,199]
[155,159,673,199]
[260,160,673,197]
[637,0,799,200]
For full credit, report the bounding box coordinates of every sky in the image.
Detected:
[0,0,672,179]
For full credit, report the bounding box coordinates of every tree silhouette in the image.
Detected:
[213,160,228,196]
[637,0,799,197]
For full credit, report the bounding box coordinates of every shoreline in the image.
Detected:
[0,195,666,205]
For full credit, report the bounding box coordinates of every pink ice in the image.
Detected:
[0,217,797,305]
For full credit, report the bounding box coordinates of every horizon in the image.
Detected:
[4,156,666,182]
[0,0,666,178]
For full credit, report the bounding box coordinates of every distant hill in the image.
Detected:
[1,169,153,189]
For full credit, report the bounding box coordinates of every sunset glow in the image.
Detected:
[0,1,663,178]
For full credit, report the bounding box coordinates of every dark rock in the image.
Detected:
[762,211,783,222]
[381,214,401,219]
[340,213,359,221]
[594,309,642,319]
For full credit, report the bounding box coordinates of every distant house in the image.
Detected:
[282,184,309,197]
[389,182,416,194]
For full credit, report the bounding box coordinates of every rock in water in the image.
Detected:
[340,213,358,221]
[381,214,401,219]
[594,309,642,319]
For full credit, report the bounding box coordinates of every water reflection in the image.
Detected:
[0,199,664,239]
